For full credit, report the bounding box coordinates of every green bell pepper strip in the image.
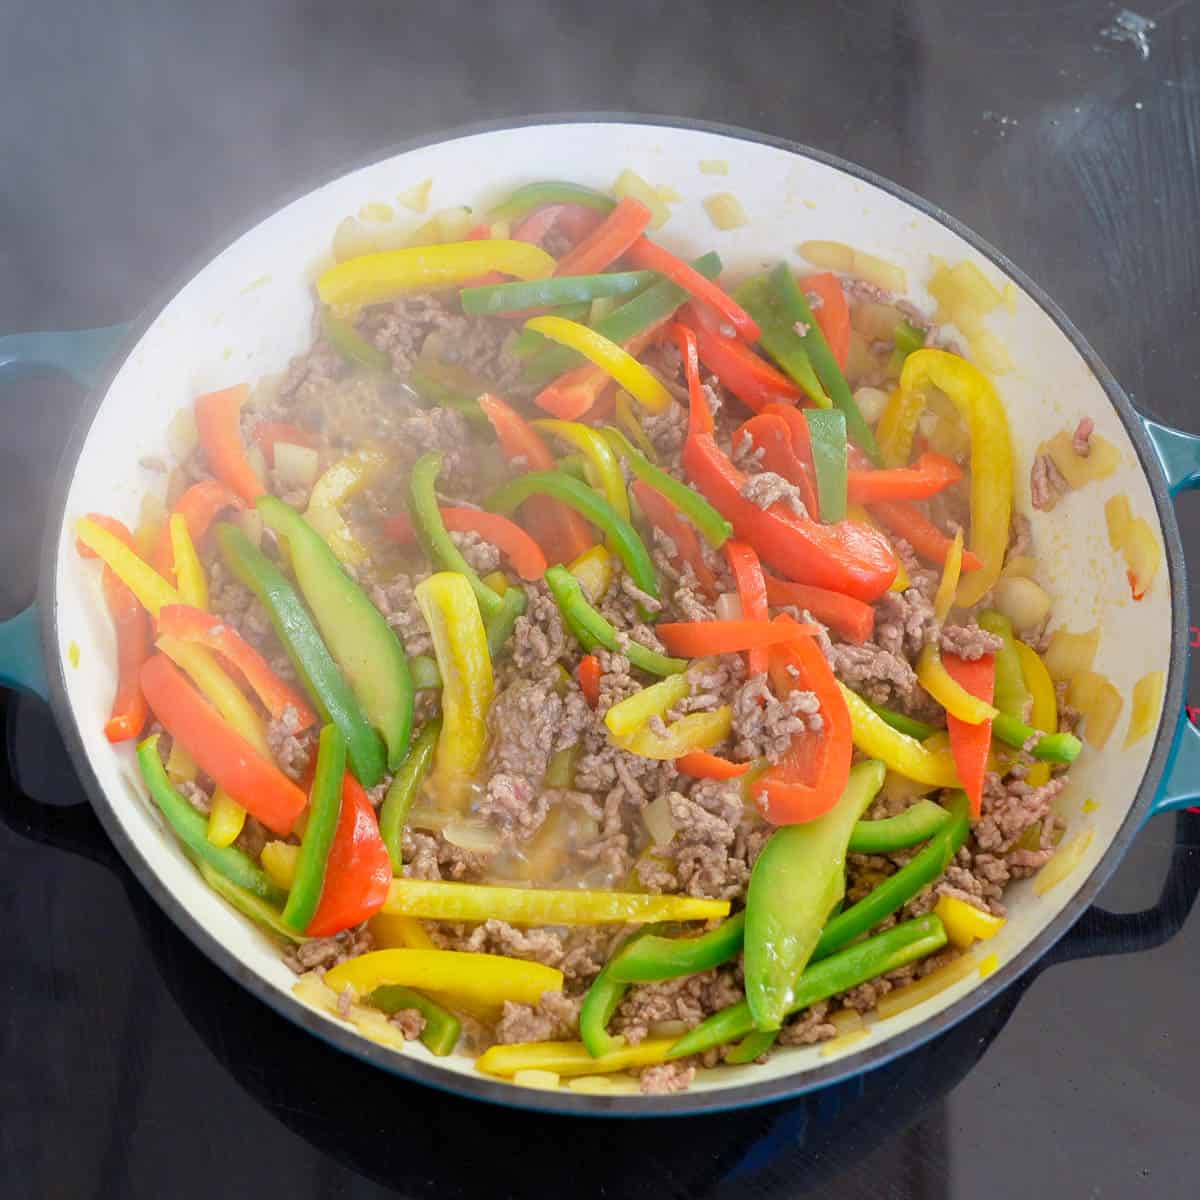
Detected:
[745,759,886,1030]
[804,408,848,523]
[607,912,746,983]
[487,471,660,604]
[979,611,1032,719]
[847,799,950,854]
[410,654,442,691]
[866,702,936,741]
[282,724,346,932]
[137,734,287,905]
[578,927,663,1057]
[603,427,733,548]
[522,251,723,385]
[733,274,829,407]
[323,308,391,371]
[488,180,617,223]
[668,914,948,1059]
[893,319,926,359]
[409,452,504,619]
[379,718,442,872]
[543,565,686,677]
[555,454,590,482]
[460,270,658,316]
[771,264,883,465]
[196,859,306,943]
[370,985,462,1057]
[215,523,387,787]
[406,588,527,693]
[405,365,489,427]
[257,496,413,776]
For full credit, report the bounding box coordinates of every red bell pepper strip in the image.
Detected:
[627,238,760,342]
[577,654,602,709]
[157,604,318,728]
[657,619,817,657]
[868,500,984,572]
[513,203,606,248]
[194,384,265,505]
[251,421,320,468]
[762,402,815,464]
[846,452,964,505]
[676,750,751,780]
[762,575,875,644]
[382,507,547,581]
[731,414,820,515]
[139,653,307,836]
[801,273,850,370]
[152,480,244,576]
[477,394,593,565]
[942,652,996,818]
[534,325,660,421]
[630,479,718,599]
[724,540,770,675]
[553,197,652,276]
[305,772,392,938]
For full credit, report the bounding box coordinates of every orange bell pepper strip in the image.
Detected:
[194,385,265,505]
[305,773,392,938]
[139,653,307,836]
[156,604,317,728]
[676,750,751,780]
[657,619,817,657]
[724,540,770,675]
[630,480,718,599]
[627,237,760,342]
[762,575,875,644]
[477,394,593,565]
[731,414,820,516]
[800,273,850,370]
[382,507,547,580]
[534,324,661,420]
[577,654,602,708]
[867,500,984,572]
[553,196,652,276]
[152,480,244,576]
[846,452,963,505]
[751,616,853,824]
[251,421,320,467]
[942,652,996,818]
[513,203,606,248]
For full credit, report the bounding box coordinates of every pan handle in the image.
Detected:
[0,323,132,389]
[0,605,48,702]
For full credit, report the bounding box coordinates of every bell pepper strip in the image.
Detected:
[865,702,935,741]
[676,750,751,780]
[751,621,853,825]
[978,611,1032,720]
[158,605,316,728]
[893,318,926,361]
[369,985,462,1057]
[533,360,616,420]
[629,480,719,600]
[934,894,1006,951]
[76,516,182,616]
[382,507,547,581]
[552,196,652,277]
[578,927,663,1058]
[733,275,828,405]
[316,240,557,311]
[626,236,760,342]
[379,718,441,872]
[281,725,345,932]
[941,653,996,817]
[485,585,528,663]
[325,947,564,1008]
[613,391,657,459]
[568,544,614,603]
[197,859,305,942]
[194,385,265,505]
[140,654,306,835]
[259,495,413,773]
[932,528,965,623]
[151,480,244,576]
[206,792,246,849]
[608,912,746,984]
[669,914,949,1057]
[476,1038,676,1080]
[167,513,209,609]
[322,308,392,371]
[136,734,287,904]
[525,316,672,414]
[746,758,886,1029]
[685,319,803,414]
[805,408,849,523]
[868,500,984,572]
[846,504,910,592]
[916,643,998,726]
[101,566,152,743]
[846,452,963,505]
[532,419,630,525]
[615,707,732,759]
[731,414,819,515]
[252,420,322,468]
[577,654,602,708]
[486,472,659,604]
[382,877,729,925]
[304,448,388,567]
[762,575,875,644]
[514,207,607,252]
[840,683,962,786]
[875,387,924,468]
[307,772,392,938]
[899,349,1014,606]
[724,540,769,674]
[461,270,656,317]
[489,181,616,223]
[414,572,494,809]
[1013,639,1060,786]
[847,799,950,854]
[800,273,851,370]
[656,619,818,657]
[215,523,387,786]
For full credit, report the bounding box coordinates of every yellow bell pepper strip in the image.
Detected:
[932,528,964,622]
[74,516,181,616]
[604,673,691,740]
[614,707,732,760]
[523,315,673,413]
[615,391,659,462]
[370,911,434,950]
[934,894,1007,950]
[197,859,306,943]
[899,349,1014,606]
[567,544,614,603]
[978,611,1032,721]
[260,495,413,773]
[207,791,247,849]
[476,1038,675,1080]
[304,448,388,567]
[382,877,729,925]
[1014,639,1058,786]
[324,947,564,1008]
[916,644,998,726]
[316,240,557,312]
[261,840,299,890]
[168,513,208,609]
[532,419,630,525]
[875,387,923,468]
[165,739,198,783]
[840,683,962,786]
[414,572,493,810]
[379,717,441,871]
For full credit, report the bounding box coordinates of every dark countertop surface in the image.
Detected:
[3,1,1200,1196]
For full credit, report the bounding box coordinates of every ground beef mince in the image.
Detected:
[740,470,809,517]
[510,583,570,673]
[1030,451,1068,511]
[939,623,1004,660]
[495,992,582,1044]
[370,571,433,656]
[613,966,744,1045]
[664,779,767,900]
[638,1061,697,1094]
[267,704,315,781]
[282,924,373,975]
[731,673,820,762]
[401,830,488,881]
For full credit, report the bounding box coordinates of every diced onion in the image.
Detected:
[567,1075,639,1095]
[1105,494,1132,549]
[850,301,906,341]
[359,201,394,222]
[642,795,676,848]
[396,178,432,213]
[798,240,856,273]
[235,507,264,548]
[273,442,320,489]
[845,330,875,381]
[656,184,682,204]
[442,819,504,855]
[1066,669,1106,713]
[332,216,376,262]
[1122,517,1162,600]
[407,806,451,832]
[715,592,744,621]
[820,1028,871,1058]
[1001,555,1037,579]
[968,330,1013,374]
[349,1007,410,1051]
[1033,829,1094,896]
[433,206,474,242]
[514,1069,561,1091]
[1041,627,1099,682]
[1125,670,1165,747]
[1041,430,1121,489]
[828,1007,864,1036]
[703,192,748,231]
[647,1020,689,1038]
[293,971,340,1015]
[614,169,671,229]
[1083,677,1123,749]
[852,387,889,424]
[139,490,166,531]
[992,576,1051,632]
[699,159,729,175]
[166,407,199,461]
[875,953,977,1019]
[800,241,905,292]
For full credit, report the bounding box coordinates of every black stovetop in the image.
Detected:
[4,2,1200,1196]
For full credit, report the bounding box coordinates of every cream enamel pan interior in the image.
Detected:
[45,119,1184,1113]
